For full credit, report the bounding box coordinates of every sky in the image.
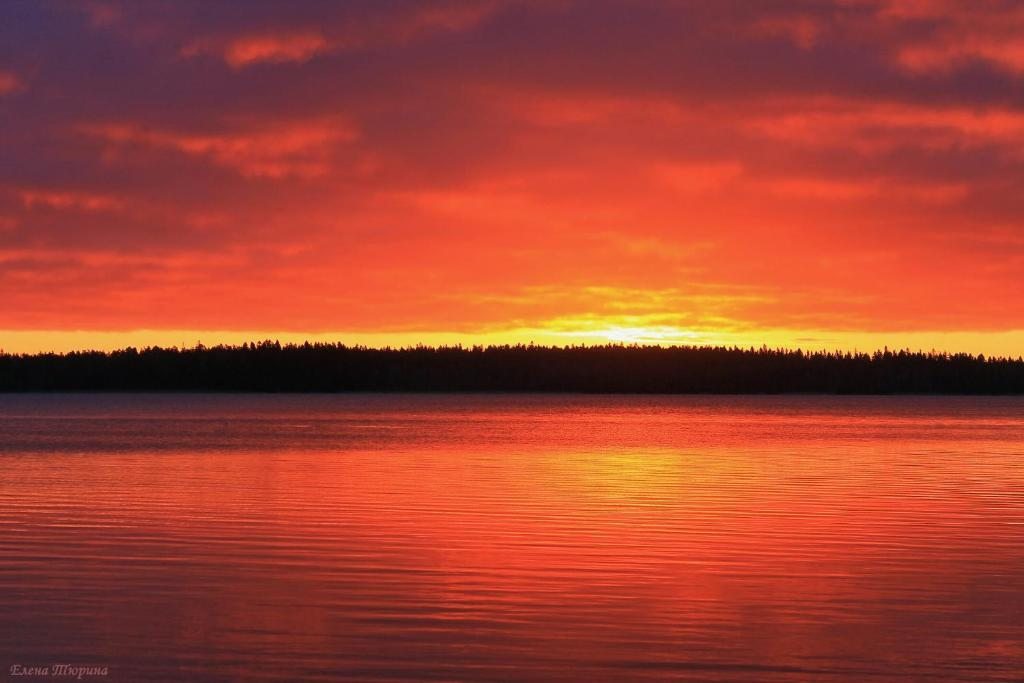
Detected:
[2,0,1024,355]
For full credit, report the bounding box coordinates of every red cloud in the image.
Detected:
[20,189,124,212]
[81,118,358,178]
[877,0,1024,73]
[0,70,22,94]
[748,98,1024,156]
[179,1,505,69]
[183,32,329,68]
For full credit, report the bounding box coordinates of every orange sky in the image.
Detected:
[2,1,1024,355]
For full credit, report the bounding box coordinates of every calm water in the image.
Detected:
[1,394,1022,682]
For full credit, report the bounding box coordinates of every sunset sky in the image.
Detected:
[3,0,1024,355]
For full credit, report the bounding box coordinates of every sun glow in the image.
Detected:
[557,325,710,346]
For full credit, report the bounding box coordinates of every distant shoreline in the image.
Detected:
[1,342,1022,394]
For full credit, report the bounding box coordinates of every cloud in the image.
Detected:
[80,118,358,178]
[1,0,1023,346]
[81,1,121,28]
[178,0,507,69]
[898,40,1024,74]
[746,98,1024,160]
[183,31,329,68]
[19,189,124,212]
[0,70,22,95]
[876,0,1024,74]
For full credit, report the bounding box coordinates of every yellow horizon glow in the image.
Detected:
[2,325,1023,358]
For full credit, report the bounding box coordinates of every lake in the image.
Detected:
[1,394,1022,682]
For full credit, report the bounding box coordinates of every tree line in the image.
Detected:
[1,342,1023,393]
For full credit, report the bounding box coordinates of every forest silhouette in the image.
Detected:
[1,342,1023,393]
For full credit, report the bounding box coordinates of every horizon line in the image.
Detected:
[3,339,1021,362]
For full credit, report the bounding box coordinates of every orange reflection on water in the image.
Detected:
[1,394,1022,681]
